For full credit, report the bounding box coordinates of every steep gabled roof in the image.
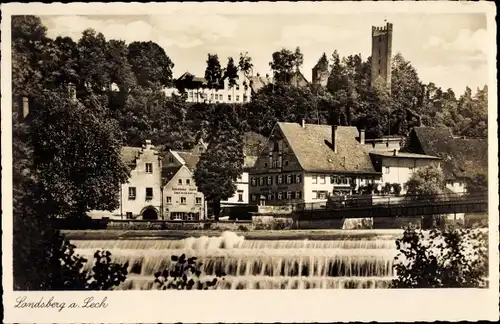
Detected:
[176,151,202,170]
[121,146,142,166]
[407,127,488,180]
[161,165,183,184]
[277,122,378,174]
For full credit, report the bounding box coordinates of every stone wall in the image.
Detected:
[373,217,421,229]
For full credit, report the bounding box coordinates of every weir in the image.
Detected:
[72,231,401,290]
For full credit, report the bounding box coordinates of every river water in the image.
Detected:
[72,230,402,290]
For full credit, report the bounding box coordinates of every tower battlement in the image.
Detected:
[372,23,393,36]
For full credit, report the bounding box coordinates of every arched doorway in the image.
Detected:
[142,206,158,220]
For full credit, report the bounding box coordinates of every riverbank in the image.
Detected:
[63,229,405,241]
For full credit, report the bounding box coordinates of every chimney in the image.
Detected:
[332,125,338,153]
[301,119,306,128]
[360,129,365,145]
[144,139,153,150]
[393,149,398,156]
[22,97,29,119]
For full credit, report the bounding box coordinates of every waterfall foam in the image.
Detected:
[72,230,399,290]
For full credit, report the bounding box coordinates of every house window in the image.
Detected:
[128,187,136,200]
[228,95,232,101]
[196,197,202,204]
[287,191,292,200]
[267,193,272,201]
[312,175,318,184]
[317,191,327,199]
[145,163,153,174]
[259,177,264,186]
[172,212,182,220]
[189,92,193,99]
[278,175,283,184]
[296,174,302,183]
[168,157,174,163]
[180,197,187,205]
[126,212,133,219]
[211,94,214,100]
[178,179,183,185]
[145,188,153,200]
[251,178,257,186]
[215,94,218,100]
[284,160,289,166]
[243,95,248,102]
[251,194,257,201]
[320,175,326,184]
[166,196,172,204]
[336,177,342,184]
[264,162,268,168]
[238,191,244,202]
[385,167,390,174]
[267,176,273,185]
[277,192,283,200]
[236,84,240,90]
[342,178,348,185]
[186,179,191,185]
[287,175,292,184]
[296,191,302,199]
[236,95,240,101]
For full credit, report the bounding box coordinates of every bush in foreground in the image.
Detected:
[392,227,488,288]
[153,254,226,290]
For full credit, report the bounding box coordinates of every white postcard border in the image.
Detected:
[1,2,498,323]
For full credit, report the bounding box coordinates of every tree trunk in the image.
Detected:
[212,199,221,221]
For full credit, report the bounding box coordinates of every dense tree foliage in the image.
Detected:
[269,47,304,84]
[224,56,239,89]
[127,41,175,88]
[204,53,223,89]
[12,15,131,290]
[392,228,488,288]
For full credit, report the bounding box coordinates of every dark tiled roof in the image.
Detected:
[408,127,487,180]
[242,131,267,170]
[243,131,267,156]
[121,147,141,166]
[278,122,378,174]
[248,75,270,93]
[176,151,202,170]
[161,165,183,184]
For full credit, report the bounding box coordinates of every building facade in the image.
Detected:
[89,140,207,220]
[248,122,381,206]
[175,70,270,104]
[369,150,441,194]
[371,22,393,92]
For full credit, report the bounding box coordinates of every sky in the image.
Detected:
[41,12,488,94]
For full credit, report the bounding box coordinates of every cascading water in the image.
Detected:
[72,231,400,290]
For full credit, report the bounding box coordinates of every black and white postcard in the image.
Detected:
[1,2,498,323]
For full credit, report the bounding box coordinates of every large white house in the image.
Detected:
[174,70,270,104]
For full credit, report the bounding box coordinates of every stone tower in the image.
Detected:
[312,53,329,87]
[371,22,393,93]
